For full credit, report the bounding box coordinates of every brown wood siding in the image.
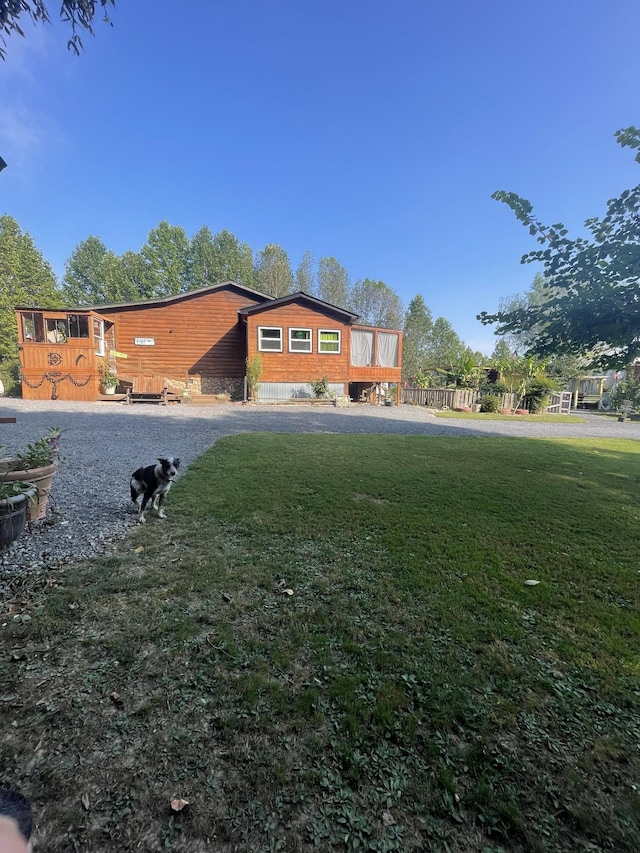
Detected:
[99,287,263,379]
[246,304,351,382]
[16,312,101,401]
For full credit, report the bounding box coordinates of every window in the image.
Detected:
[289,328,312,353]
[376,332,399,367]
[258,326,282,352]
[67,314,90,338]
[318,329,341,354]
[350,330,374,366]
[21,312,44,342]
[46,317,69,343]
[93,318,105,355]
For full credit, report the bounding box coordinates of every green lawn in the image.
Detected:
[1,435,639,852]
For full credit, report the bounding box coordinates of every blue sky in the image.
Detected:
[1,0,639,353]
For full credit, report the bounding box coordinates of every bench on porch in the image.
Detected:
[125,376,182,405]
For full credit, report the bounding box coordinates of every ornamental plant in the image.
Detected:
[12,427,64,470]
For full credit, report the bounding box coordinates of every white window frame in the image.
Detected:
[318,329,341,354]
[288,327,312,353]
[258,326,283,352]
[93,318,105,356]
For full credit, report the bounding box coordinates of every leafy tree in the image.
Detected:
[317,256,349,307]
[295,250,315,295]
[254,243,293,297]
[62,235,119,305]
[401,294,433,382]
[491,338,513,363]
[0,214,62,391]
[118,249,155,301]
[350,279,403,329]
[141,221,191,297]
[191,228,254,289]
[479,127,640,368]
[0,0,115,59]
[426,316,466,369]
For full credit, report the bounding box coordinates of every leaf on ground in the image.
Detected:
[524,579,541,586]
[81,793,90,811]
[134,546,144,554]
[382,810,396,826]
[170,798,189,812]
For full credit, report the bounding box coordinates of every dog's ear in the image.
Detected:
[157,457,168,465]
[174,458,181,469]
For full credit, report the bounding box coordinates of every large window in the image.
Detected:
[21,312,44,342]
[68,314,90,338]
[46,318,69,343]
[289,328,312,353]
[350,330,374,366]
[318,329,341,354]
[258,326,283,352]
[376,332,399,367]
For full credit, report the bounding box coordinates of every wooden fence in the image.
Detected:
[401,387,574,414]
[401,388,516,410]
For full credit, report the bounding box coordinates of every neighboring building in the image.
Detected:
[15,282,403,403]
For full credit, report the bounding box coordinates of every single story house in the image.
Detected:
[15,282,403,403]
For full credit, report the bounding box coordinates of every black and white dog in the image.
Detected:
[130,457,180,523]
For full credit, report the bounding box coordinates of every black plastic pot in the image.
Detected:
[0,487,35,552]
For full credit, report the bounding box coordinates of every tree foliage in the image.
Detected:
[295,250,315,295]
[0,214,62,390]
[402,294,433,381]
[140,221,191,298]
[317,256,349,307]
[0,0,115,59]
[479,127,640,368]
[253,243,293,297]
[350,278,403,329]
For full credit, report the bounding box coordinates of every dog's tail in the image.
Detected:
[130,469,144,503]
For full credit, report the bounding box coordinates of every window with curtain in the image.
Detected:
[376,332,399,367]
[318,330,341,353]
[350,330,374,366]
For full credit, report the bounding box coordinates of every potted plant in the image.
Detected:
[0,481,37,551]
[99,361,118,394]
[246,355,262,402]
[0,428,64,522]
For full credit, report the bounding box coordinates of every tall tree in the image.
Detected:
[209,229,254,287]
[62,235,114,305]
[295,250,315,295]
[491,338,512,363]
[0,0,116,59]
[317,256,349,307]
[141,221,191,297]
[350,279,403,328]
[426,317,466,368]
[0,215,62,390]
[479,127,640,368]
[402,294,433,381]
[254,243,293,297]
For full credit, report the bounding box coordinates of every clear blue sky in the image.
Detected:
[1,0,639,353]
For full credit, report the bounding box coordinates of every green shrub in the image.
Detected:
[480,380,507,396]
[480,394,501,413]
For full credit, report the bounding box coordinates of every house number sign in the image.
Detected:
[134,338,155,346]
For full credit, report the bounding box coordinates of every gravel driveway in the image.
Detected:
[2,398,639,575]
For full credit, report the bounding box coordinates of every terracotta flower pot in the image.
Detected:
[515,409,529,415]
[0,460,58,522]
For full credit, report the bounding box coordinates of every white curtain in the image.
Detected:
[376,332,399,367]
[351,330,374,366]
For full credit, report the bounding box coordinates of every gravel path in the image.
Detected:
[1,398,639,575]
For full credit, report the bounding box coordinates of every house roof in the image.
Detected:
[238,291,359,322]
[85,281,273,312]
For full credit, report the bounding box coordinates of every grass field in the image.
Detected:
[1,434,639,852]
